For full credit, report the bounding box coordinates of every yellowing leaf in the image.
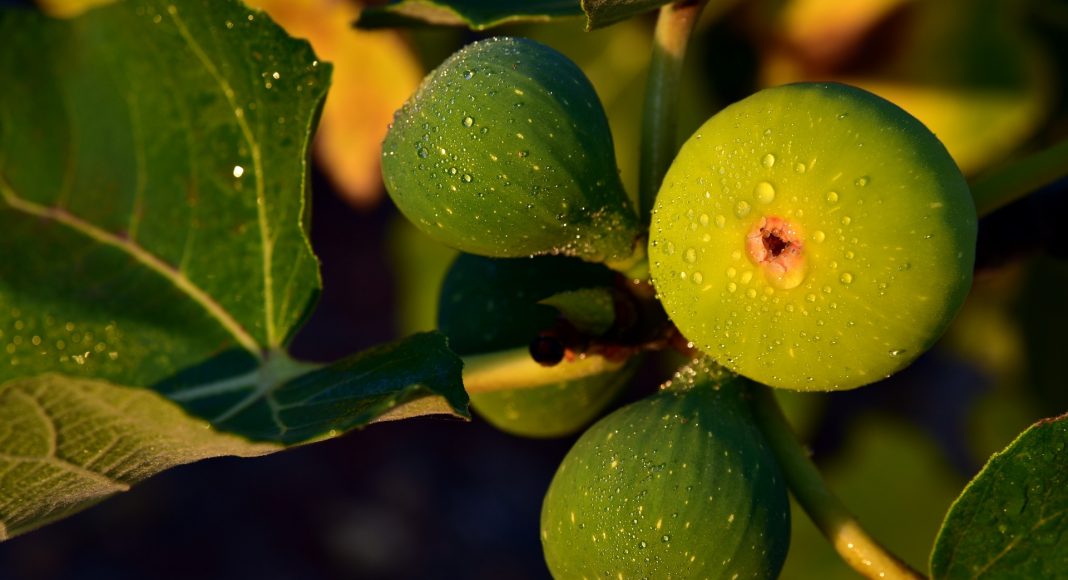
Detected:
[762,0,1052,175]
[35,0,112,18]
[249,0,423,208]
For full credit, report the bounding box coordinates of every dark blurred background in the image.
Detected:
[2,0,1067,578]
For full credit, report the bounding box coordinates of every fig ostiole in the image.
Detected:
[541,361,791,578]
[650,82,977,391]
[383,37,642,270]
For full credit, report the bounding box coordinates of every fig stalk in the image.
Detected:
[639,0,708,226]
[461,348,625,394]
[970,137,1068,217]
[748,384,925,580]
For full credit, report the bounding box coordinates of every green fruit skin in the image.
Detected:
[650,83,977,391]
[541,366,791,579]
[383,37,641,267]
[469,359,639,439]
[438,254,631,437]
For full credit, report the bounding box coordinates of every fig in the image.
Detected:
[382,37,642,270]
[541,362,790,578]
[650,83,976,391]
[438,254,633,438]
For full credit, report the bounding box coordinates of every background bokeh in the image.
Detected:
[1,0,1067,578]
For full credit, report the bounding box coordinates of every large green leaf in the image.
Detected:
[930,413,1067,579]
[0,0,326,390]
[0,0,468,539]
[356,0,583,31]
[355,0,675,31]
[0,374,277,541]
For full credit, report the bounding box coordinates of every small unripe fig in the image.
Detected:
[650,83,977,391]
[438,254,632,438]
[541,363,790,578]
[383,37,642,269]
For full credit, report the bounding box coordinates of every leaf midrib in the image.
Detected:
[165,5,279,347]
[0,177,262,357]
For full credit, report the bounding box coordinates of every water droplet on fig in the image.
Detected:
[840,273,854,285]
[755,182,776,204]
[761,153,775,168]
[812,230,825,243]
[734,201,751,218]
[826,191,839,204]
[692,272,704,284]
[684,248,697,263]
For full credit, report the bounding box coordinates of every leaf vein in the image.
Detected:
[0,179,262,358]
[165,5,277,346]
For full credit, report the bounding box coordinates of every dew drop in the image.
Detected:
[855,176,869,187]
[463,69,475,80]
[692,272,704,284]
[755,182,776,204]
[841,216,852,226]
[734,201,751,218]
[812,230,826,242]
[795,162,807,174]
[889,349,907,357]
[761,153,776,168]
[840,272,854,285]
[232,165,245,178]
[461,174,473,183]
[746,288,757,298]
[684,248,697,263]
[826,191,839,204]
[462,116,474,127]
[714,215,726,228]
[805,293,816,302]
[699,213,709,227]
[727,282,737,293]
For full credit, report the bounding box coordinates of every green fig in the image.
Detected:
[438,253,634,438]
[541,362,791,578]
[650,83,977,391]
[383,37,642,269]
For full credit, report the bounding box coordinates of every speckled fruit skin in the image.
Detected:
[650,83,977,391]
[541,364,790,579]
[383,37,641,268]
[438,254,634,438]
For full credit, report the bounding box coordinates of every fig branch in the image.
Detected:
[970,137,1068,217]
[748,384,926,580]
[639,0,708,226]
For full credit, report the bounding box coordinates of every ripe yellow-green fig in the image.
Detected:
[650,83,976,391]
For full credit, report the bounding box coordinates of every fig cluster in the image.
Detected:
[384,36,979,580]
